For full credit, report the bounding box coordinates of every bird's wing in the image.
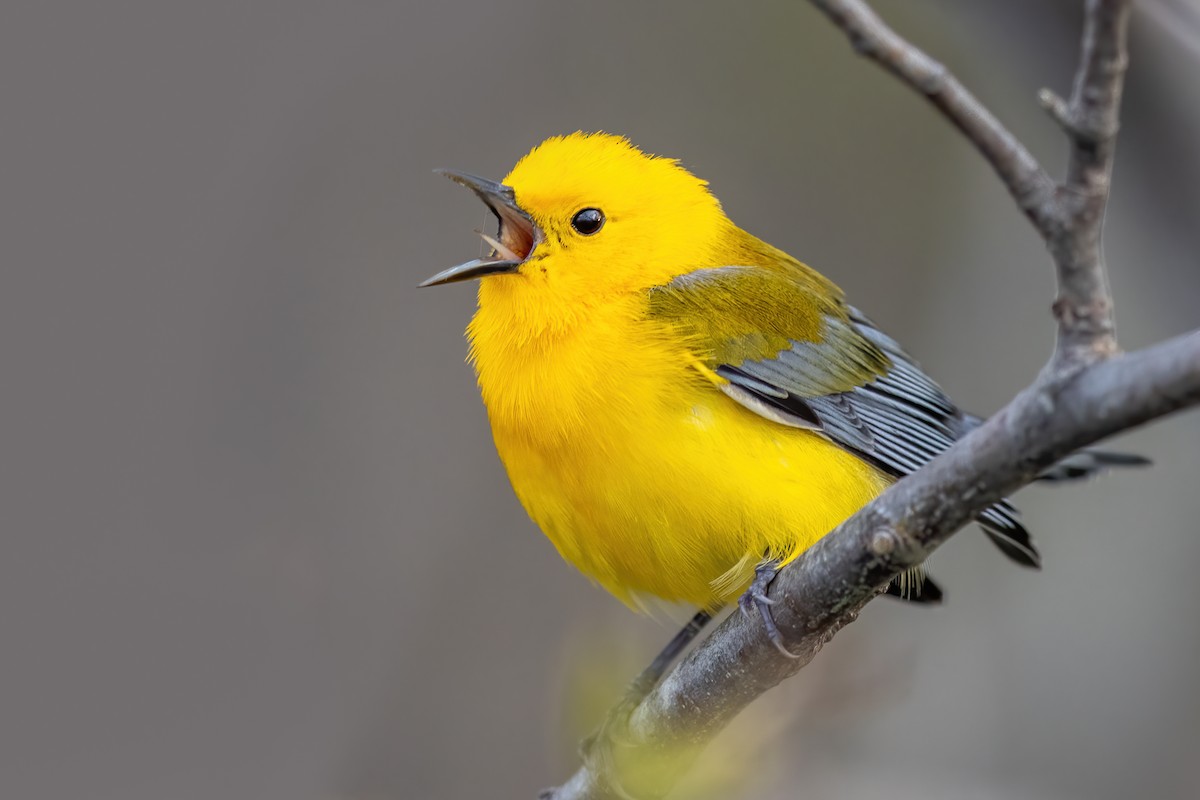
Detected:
[648,265,1039,568]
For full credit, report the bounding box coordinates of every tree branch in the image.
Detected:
[548,334,1200,800]
[542,2,1197,798]
[809,0,1132,365]
[805,0,1059,233]
[1048,0,1132,363]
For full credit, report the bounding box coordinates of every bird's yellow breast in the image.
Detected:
[468,277,890,611]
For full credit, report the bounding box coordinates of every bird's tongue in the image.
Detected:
[477,231,520,262]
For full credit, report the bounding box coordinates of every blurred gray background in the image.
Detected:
[3,1,1199,798]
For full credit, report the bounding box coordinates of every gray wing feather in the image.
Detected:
[721,307,1041,569]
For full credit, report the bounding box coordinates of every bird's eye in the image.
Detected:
[570,208,605,235]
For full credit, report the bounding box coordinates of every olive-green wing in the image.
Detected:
[649,265,1039,569]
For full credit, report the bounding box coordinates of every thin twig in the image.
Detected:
[810,0,1131,364]
[806,0,1059,231]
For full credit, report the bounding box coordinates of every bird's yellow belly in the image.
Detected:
[490,381,890,610]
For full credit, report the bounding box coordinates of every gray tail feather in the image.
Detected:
[912,415,1149,574]
[971,449,1147,570]
[957,413,1151,483]
[978,501,1041,569]
[1035,449,1152,482]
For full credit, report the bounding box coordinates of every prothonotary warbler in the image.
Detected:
[422,132,1147,654]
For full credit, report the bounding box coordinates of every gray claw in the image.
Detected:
[740,561,800,658]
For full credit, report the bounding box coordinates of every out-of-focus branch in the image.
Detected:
[541,2,1199,798]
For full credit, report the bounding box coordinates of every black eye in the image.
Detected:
[570,208,605,235]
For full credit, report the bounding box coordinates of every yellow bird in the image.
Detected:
[423,133,1144,646]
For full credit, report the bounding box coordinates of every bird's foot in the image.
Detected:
[738,561,800,659]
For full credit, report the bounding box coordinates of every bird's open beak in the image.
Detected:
[420,169,542,288]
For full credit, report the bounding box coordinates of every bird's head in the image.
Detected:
[423,133,733,299]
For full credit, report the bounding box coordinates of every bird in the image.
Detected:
[422,132,1146,655]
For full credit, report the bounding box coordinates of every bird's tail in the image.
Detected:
[950,414,1150,572]
[884,448,1148,603]
[957,413,1151,482]
[1034,449,1152,482]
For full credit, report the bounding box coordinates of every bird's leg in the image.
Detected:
[580,609,716,762]
[738,560,800,659]
[629,608,715,699]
